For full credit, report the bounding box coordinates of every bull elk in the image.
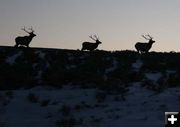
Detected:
[135,35,155,53]
[81,35,102,51]
[14,27,36,48]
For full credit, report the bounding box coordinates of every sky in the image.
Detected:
[0,0,180,52]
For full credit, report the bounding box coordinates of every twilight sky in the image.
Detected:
[0,0,180,51]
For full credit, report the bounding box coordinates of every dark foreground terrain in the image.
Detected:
[0,46,180,127]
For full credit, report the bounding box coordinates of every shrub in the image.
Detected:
[95,91,107,103]
[27,93,39,103]
[40,99,50,107]
[60,105,71,117]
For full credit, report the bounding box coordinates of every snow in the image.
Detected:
[66,65,77,70]
[35,70,43,83]
[0,84,180,127]
[166,70,176,76]
[145,72,162,82]
[5,51,22,65]
[132,59,143,72]
[35,51,46,60]
[67,53,74,61]
[104,57,118,80]
[105,57,118,74]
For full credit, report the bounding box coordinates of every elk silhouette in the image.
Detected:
[14,27,36,48]
[81,35,102,51]
[135,35,155,53]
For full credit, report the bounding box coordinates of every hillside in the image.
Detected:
[0,46,180,90]
[0,46,180,127]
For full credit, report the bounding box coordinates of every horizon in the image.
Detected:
[0,0,180,52]
[1,45,179,53]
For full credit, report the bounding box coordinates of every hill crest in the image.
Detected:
[0,46,180,90]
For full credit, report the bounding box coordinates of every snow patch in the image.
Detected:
[5,51,22,65]
[166,70,176,75]
[66,65,77,70]
[145,72,162,82]
[67,53,74,61]
[35,70,42,83]
[104,57,118,80]
[35,51,46,59]
[132,59,143,72]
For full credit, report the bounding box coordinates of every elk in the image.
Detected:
[14,27,36,48]
[135,35,155,53]
[81,35,102,51]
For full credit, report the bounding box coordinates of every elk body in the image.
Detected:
[15,27,36,48]
[135,35,155,53]
[81,35,102,51]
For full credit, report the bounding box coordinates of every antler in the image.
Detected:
[29,26,34,32]
[89,34,99,41]
[94,35,99,40]
[147,34,153,39]
[89,35,96,41]
[141,35,152,40]
[21,27,30,34]
[21,26,34,33]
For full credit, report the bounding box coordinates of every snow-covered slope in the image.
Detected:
[0,84,180,127]
[0,46,180,126]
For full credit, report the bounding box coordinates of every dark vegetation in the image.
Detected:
[0,46,180,91]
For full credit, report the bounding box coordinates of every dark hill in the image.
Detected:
[0,46,180,90]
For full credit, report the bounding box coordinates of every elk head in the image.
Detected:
[89,35,102,44]
[21,27,36,37]
[141,34,155,44]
